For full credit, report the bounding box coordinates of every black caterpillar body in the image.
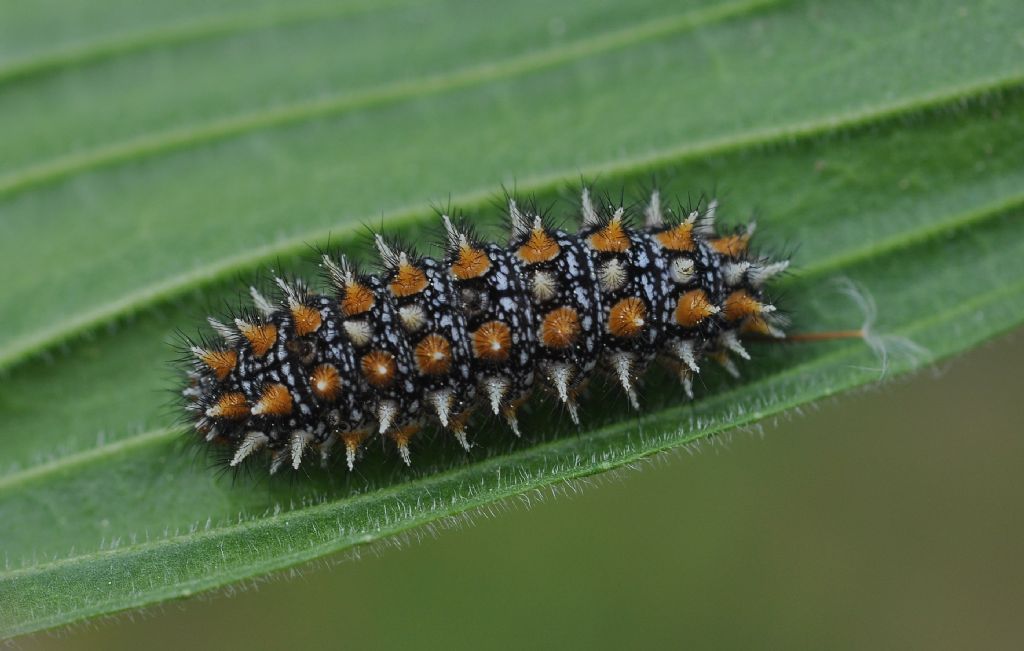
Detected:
[181,189,789,473]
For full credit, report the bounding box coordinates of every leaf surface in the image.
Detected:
[2,0,1023,637]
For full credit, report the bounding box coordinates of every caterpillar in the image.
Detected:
[180,188,789,473]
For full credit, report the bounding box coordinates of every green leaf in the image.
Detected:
[2,0,1023,638]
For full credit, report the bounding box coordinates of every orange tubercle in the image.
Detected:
[198,349,237,381]
[540,306,581,348]
[710,233,751,257]
[208,392,250,419]
[238,322,278,357]
[656,223,695,252]
[390,261,429,297]
[252,383,293,417]
[674,289,719,327]
[341,282,375,316]
[472,320,512,361]
[389,424,420,447]
[518,228,560,264]
[740,315,774,337]
[361,350,397,388]
[608,297,647,338]
[290,303,322,337]
[341,430,369,452]
[452,245,492,280]
[310,363,342,401]
[414,334,452,375]
[342,430,369,447]
[589,219,631,253]
[722,290,763,321]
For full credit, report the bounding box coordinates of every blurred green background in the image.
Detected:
[23,334,1024,650]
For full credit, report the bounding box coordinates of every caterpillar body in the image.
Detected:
[180,189,789,473]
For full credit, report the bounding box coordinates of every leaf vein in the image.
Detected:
[1,74,1022,372]
[2,193,1018,495]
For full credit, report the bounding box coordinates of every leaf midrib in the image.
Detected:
[0,343,891,581]
[7,272,1022,587]
[0,0,407,86]
[2,73,1021,373]
[0,0,782,197]
[2,190,1018,504]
